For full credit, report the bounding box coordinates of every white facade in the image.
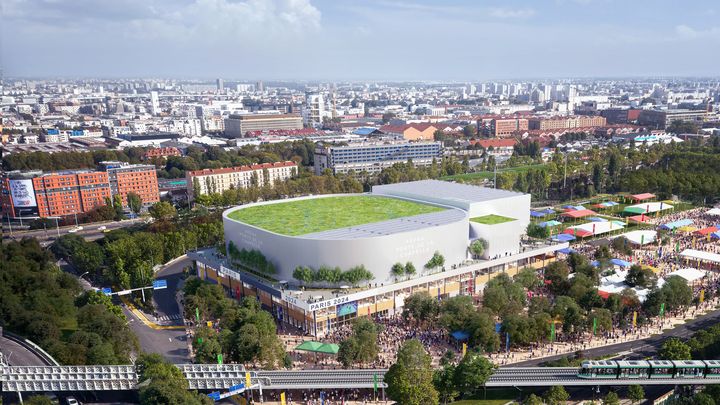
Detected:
[187,162,297,201]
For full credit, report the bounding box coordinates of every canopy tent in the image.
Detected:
[610,258,632,267]
[666,268,706,283]
[551,234,576,242]
[530,210,548,218]
[587,238,611,247]
[678,226,697,233]
[623,230,657,245]
[659,219,694,230]
[680,249,720,264]
[562,209,598,219]
[295,341,324,352]
[539,220,562,228]
[593,201,619,209]
[623,202,673,215]
[541,208,556,215]
[451,330,470,341]
[563,205,586,210]
[707,208,720,216]
[563,221,625,238]
[712,232,720,240]
[557,247,576,254]
[629,193,656,202]
[295,341,339,354]
[628,214,650,224]
[588,217,608,222]
[695,226,718,236]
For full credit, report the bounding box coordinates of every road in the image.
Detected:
[513,305,720,366]
[0,336,49,366]
[2,218,141,244]
[121,256,192,364]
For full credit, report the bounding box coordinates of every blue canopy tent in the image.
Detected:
[712,232,720,240]
[531,210,548,218]
[539,220,562,228]
[552,234,576,242]
[610,258,632,268]
[590,260,600,267]
[542,208,556,215]
[588,217,608,222]
[557,247,576,254]
[659,219,694,231]
[451,330,470,341]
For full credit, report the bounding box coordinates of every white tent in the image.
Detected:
[680,249,720,264]
[667,268,706,283]
[707,208,720,216]
[623,230,657,245]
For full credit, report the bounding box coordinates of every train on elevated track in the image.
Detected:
[579,360,720,379]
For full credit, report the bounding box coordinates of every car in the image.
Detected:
[97,226,107,231]
[76,226,84,231]
[68,228,79,233]
[65,396,80,405]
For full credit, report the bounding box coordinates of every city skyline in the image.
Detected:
[3,0,720,80]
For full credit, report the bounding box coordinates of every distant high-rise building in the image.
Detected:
[150,91,160,115]
[304,93,325,127]
[216,78,224,92]
[256,80,264,92]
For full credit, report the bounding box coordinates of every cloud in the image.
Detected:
[488,7,535,19]
[675,24,720,39]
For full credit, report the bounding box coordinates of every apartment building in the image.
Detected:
[637,109,713,130]
[186,161,297,201]
[224,114,303,138]
[489,117,529,137]
[528,115,607,130]
[378,123,438,141]
[314,141,443,174]
[1,170,111,218]
[98,161,160,207]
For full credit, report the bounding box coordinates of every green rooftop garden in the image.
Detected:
[227,195,444,236]
[470,214,516,225]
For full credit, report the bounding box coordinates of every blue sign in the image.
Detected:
[229,383,245,392]
[101,287,112,296]
[207,391,221,401]
[495,323,502,334]
[152,279,168,290]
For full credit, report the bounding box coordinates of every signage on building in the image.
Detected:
[9,179,37,207]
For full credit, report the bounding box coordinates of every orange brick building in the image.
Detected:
[100,161,160,207]
[1,171,111,218]
[528,115,607,130]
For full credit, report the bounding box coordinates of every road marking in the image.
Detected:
[119,296,185,331]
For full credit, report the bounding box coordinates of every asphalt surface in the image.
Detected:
[122,256,191,364]
[513,305,720,366]
[0,336,49,366]
[2,218,140,244]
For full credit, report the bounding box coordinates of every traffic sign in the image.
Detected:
[101,288,112,296]
[116,290,132,296]
[152,279,168,290]
[207,391,221,401]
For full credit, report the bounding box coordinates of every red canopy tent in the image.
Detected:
[629,193,656,202]
[628,214,650,223]
[563,228,593,238]
[561,209,598,219]
[695,226,718,236]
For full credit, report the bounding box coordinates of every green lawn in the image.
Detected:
[471,214,516,225]
[442,163,548,181]
[227,196,444,236]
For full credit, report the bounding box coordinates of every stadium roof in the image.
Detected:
[303,208,466,240]
[372,180,525,206]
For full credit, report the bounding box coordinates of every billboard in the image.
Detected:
[336,301,358,317]
[9,179,37,207]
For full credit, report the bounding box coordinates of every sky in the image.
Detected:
[2,0,720,80]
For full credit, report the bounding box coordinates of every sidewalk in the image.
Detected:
[120,295,186,331]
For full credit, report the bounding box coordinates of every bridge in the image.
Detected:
[0,364,388,392]
[5,364,720,393]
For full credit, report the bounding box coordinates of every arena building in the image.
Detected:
[191,180,566,337]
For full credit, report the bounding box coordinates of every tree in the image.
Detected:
[292,266,314,285]
[405,261,416,277]
[603,391,620,405]
[659,337,692,360]
[463,124,477,137]
[543,385,570,405]
[392,262,405,281]
[403,292,439,324]
[433,363,458,404]
[515,267,541,290]
[337,318,380,366]
[385,339,439,405]
[523,394,543,405]
[149,201,177,221]
[425,251,445,271]
[136,353,212,405]
[24,396,53,405]
[625,265,657,289]
[127,192,143,215]
[469,239,488,258]
[627,385,645,404]
[452,351,495,398]
[526,222,550,239]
